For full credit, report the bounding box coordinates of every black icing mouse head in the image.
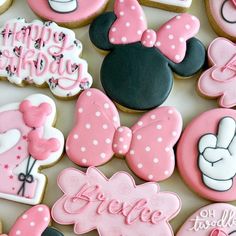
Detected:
[89,0,206,111]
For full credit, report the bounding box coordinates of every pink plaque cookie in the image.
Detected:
[0,205,63,236]
[206,0,236,40]
[0,94,64,205]
[198,38,236,108]
[177,108,236,202]
[27,0,109,28]
[66,88,183,182]
[52,167,181,236]
[177,203,236,236]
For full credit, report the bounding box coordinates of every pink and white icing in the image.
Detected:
[109,0,200,63]
[208,0,236,39]
[0,94,64,205]
[52,167,181,236]
[198,38,236,108]
[0,18,92,98]
[66,88,182,182]
[176,203,236,236]
[27,0,109,25]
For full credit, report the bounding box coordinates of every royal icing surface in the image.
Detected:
[0,18,92,98]
[0,205,63,236]
[66,88,182,182]
[89,0,205,111]
[207,0,236,39]
[27,0,109,26]
[0,94,64,205]
[177,108,236,202]
[198,38,236,108]
[52,167,181,236]
[176,203,236,236]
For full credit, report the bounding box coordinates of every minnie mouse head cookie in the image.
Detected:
[52,167,181,236]
[66,88,182,182]
[177,108,236,202]
[89,0,206,112]
[0,18,92,99]
[0,94,64,205]
[27,0,109,28]
[198,38,236,108]
[206,0,236,40]
[177,203,236,236]
[0,0,12,14]
[0,205,63,236]
[138,0,192,12]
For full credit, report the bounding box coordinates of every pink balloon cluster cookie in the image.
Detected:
[198,38,236,108]
[0,205,63,236]
[177,108,236,201]
[27,0,109,28]
[177,203,236,236]
[0,94,64,205]
[66,88,183,182]
[52,167,181,236]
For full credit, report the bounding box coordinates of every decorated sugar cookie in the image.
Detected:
[198,38,236,108]
[27,0,109,28]
[138,0,192,12]
[0,94,64,205]
[89,0,206,112]
[0,18,92,99]
[177,108,236,202]
[206,0,236,40]
[176,203,236,236]
[0,205,63,236]
[0,0,12,14]
[52,167,181,236]
[66,88,182,182]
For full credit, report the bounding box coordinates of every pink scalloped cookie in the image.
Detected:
[177,203,236,236]
[0,94,64,205]
[138,0,192,12]
[52,167,181,236]
[177,108,236,202]
[66,88,183,182]
[27,0,109,28]
[0,205,63,236]
[0,0,12,14]
[206,0,236,40]
[198,38,236,108]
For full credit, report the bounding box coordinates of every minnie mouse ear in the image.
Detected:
[89,12,116,51]
[42,227,64,236]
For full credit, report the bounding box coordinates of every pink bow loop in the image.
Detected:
[66,89,182,182]
[210,228,229,236]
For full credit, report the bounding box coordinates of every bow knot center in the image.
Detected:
[141,29,157,48]
[113,126,132,156]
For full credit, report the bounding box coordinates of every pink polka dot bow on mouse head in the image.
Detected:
[108,0,200,63]
[66,88,183,182]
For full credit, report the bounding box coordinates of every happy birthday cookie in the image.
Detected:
[89,0,206,112]
[0,0,12,14]
[27,0,109,28]
[0,94,64,205]
[0,18,92,99]
[206,0,236,40]
[177,108,236,202]
[66,88,183,182]
[52,167,181,236]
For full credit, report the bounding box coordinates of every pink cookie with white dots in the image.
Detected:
[66,88,183,182]
[52,167,181,236]
[0,205,63,236]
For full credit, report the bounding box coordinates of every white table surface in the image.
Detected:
[0,0,224,235]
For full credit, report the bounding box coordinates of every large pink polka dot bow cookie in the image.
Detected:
[52,167,181,236]
[0,94,64,205]
[66,88,183,182]
[0,205,63,236]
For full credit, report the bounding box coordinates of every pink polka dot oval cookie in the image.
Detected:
[27,0,109,28]
[177,108,236,202]
[206,0,236,40]
[66,88,183,182]
[176,203,236,236]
